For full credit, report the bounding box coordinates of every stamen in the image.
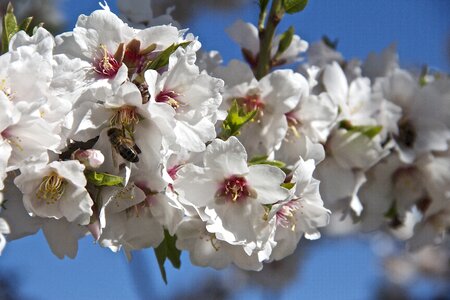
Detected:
[110,106,140,130]
[285,111,301,138]
[236,89,265,114]
[156,90,180,109]
[36,172,67,204]
[113,183,136,205]
[276,199,302,230]
[217,175,251,203]
[0,79,13,99]
[93,45,122,78]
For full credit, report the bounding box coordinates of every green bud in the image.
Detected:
[276,26,295,58]
[2,2,19,53]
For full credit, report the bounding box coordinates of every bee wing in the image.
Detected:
[133,143,141,154]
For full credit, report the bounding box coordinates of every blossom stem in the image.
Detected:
[255,0,284,80]
[257,3,267,32]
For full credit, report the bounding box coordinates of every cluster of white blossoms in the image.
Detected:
[303,41,450,250]
[0,0,449,275]
[0,2,329,271]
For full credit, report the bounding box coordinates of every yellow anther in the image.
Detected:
[36,172,66,204]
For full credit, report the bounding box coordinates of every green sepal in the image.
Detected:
[85,171,124,187]
[1,3,19,53]
[322,35,339,50]
[281,182,295,190]
[275,26,294,59]
[221,99,258,139]
[154,230,182,284]
[19,16,33,33]
[339,120,382,139]
[282,0,308,14]
[248,155,286,169]
[248,155,269,164]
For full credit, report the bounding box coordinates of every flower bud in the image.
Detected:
[72,149,105,169]
[88,220,101,241]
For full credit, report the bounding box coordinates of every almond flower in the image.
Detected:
[174,136,290,249]
[14,160,93,225]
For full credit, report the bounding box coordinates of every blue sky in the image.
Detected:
[1,1,449,299]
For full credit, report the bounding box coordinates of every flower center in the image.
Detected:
[285,111,301,138]
[110,106,140,130]
[218,175,250,202]
[93,45,122,78]
[156,90,180,109]
[168,165,182,180]
[237,90,265,112]
[36,172,67,204]
[276,199,302,231]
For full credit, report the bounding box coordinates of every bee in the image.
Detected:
[107,127,141,163]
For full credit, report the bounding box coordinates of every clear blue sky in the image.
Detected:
[1,1,449,299]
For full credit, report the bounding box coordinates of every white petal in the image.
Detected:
[247,165,289,205]
[259,70,306,113]
[323,62,348,105]
[204,137,249,177]
[226,20,259,55]
[174,164,218,207]
[42,218,87,259]
[58,183,93,225]
[50,160,86,187]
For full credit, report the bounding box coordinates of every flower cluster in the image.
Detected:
[302,41,450,250]
[0,2,330,272]
[0,0,449,277]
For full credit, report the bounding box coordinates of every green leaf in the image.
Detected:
[339,120,382,139]
[144,42,190,71]
[154,230,182,284]
[275,26,294,58]
[221,99,258,139]
[2,2,19,53]
[154,246,168,284]
[281,182,295,190]
[85,171,124,187]
[282,0,308,14]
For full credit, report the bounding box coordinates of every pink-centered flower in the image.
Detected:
[173,136,290,247]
